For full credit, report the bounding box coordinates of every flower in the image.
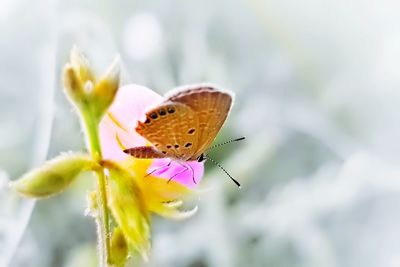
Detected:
[13,45,206,265]
[99,84,204,260]
[99,84,204,188]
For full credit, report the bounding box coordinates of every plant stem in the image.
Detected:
[81,109,111,266]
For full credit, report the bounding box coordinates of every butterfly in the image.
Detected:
[123,84,241,186]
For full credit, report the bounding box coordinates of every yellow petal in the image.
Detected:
[122,158,198,219]
[152,203,198,220]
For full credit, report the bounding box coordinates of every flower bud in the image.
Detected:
[110,227,128,267]
[11,153,95,198]
[62,46,120,121]
[69,45,95,84]
[63,63,86,105]
[62,46,94,108]
[92,56,120,118]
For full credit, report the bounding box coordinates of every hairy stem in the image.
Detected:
[81,108,111,266]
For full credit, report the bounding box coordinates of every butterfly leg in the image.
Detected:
[187,163,196,184]
[167,163,189,183]
[145,159,172,177]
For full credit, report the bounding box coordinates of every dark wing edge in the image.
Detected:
[123,146,167,159]
[165,83,235,107]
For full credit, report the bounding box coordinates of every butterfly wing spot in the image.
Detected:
[135,102,199,160]
[185,143,192,147]
[188,128,195,134]
[150,112,158,119]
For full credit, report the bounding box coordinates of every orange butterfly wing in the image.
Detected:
[135,102,200,160]
[165,85,233,160]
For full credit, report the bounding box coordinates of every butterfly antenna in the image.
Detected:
[204,154,241,188]
[206,136,246,152]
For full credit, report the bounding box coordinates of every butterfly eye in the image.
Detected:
[188,128,195,134]
[150,112,158,119]
[167,107,175,113]
[197,154,205,162]
[159,109,166,116]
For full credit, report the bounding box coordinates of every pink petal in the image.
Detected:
[149,159,204,189]
[100,84,163,161]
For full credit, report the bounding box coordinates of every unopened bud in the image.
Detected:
[70,45,95,83]
[63,46,120,121]
[92,56,120,118]
[11,153,95,198]
[63,64,85,105]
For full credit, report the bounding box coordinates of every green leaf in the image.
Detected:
[11,153,95,198]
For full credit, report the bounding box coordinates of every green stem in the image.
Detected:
[81,108,111,266]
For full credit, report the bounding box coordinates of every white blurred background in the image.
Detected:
[2,0,400,266]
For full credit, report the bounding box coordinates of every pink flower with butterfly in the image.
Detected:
[98,82,240,260]
[99,84,207,188]
[100,83,236,188]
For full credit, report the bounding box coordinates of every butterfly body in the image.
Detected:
[124,84,233,162]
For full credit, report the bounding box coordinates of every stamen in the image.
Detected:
[115,133,127,150]
[146,160,172,177]
[107,112,128,132]
[167,164,189,183]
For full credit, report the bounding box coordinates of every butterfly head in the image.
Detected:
[197,153,206,163]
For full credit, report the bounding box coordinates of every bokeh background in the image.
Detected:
[2,0,400,266]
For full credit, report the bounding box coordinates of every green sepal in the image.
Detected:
[11,153,95,198]
[110,227,128,267]
[103,160,151,261]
